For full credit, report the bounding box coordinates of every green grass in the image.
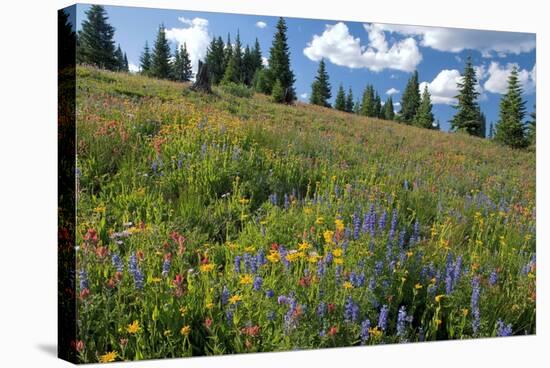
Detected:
[74,66,535,363]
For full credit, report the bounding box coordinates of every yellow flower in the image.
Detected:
[304,207,313,215]
[323,230,334,244]
[200,263,215,273]
[239,197,250,205]
[227,242,238,250]
[406,251,414,258]
[435,294,445,303]
[163,330,172,337]
[462,308,469,317]
[316,217,325,225]
[335,219,345,232]
[240,274,253,285]
[180,325,191,336]
[244,246,255,252]
[343,281,353,289]
[332,248,343,257]
[435,319,442,326]
[334,257,344,265]
[308,254,321,263]
[206,302,214,309]
[229,294,242,304]
[127,320,141,334]
[93,204,106,213]
[179,306,188,316]
[298,241,311,251]
[414,283,423,290]
[99,351,117,363]
[150,277,162,283]
[267,251,280,263]
[368,327,382,338]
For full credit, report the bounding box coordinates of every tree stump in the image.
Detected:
[191,60,212,94]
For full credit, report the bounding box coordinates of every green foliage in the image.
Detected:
[253,68,273,94]
[334,84,346,111]
[267,18,296,103]
[151,25,172,79]
[271,78,284,103]
[450,57,483,137]
[310,59,332,107]
[400,71,420,123]
[345,87,354,113]
[360,84,376,117]
[383,96,395,120]
[413,85,434,129]
[77,5,117,70]
[494,67,528,148]
[139,41,152,75]
[205,36,226,85]
[172,43,193,82]
[221,82,254,98]
[526,106,536,146]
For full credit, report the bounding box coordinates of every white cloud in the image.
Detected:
[303,22,422,72]
[165,17,211,75]
[128,62,139,73]
[483,62,536,94]
[419,69,462,105]
[256,21,267,29]
[300,92,309,100]
[378,24,535,57]
[386,87,400,95]
[261,56,269,67]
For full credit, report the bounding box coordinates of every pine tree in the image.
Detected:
[360,85,375,116]
[268,17,296,103]
[180,43,193,82]
[310,59,332,107]
[77,5,117,70]
[222,31,244,84]
[494,66,528,148]
[450,56,483,136]
[478,108,486,138]
[526,105,536,145]
[374,93,382,118]
[223,33,233,72]
[123,53,129,72]
[383,96,395,120]
[345,87,354,113]
[171,45,182,81]
[335,84,346,111]
[413,85,434,128]
[205,36,225,85]
[140,41,152,75]
[58,9,76,69]
[151,25,172,79]
[252,38,264,71]
[272,79,284,103]
[400,70,420,123]
[114,44,124,71]
[353,100,361,114]
[242,45,254,86]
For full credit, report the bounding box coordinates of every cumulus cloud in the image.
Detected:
[128,62,140,73]
[256,21,267,29]
[483,62,536,94]
[300,92,309,100]
[165,17,211,75]
[261,56,269,67]
[386,87,400,95]
[303,22,422,72]
[419,69,462,105]
[378,24,535,57]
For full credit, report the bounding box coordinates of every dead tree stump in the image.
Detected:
[191,60,212,94]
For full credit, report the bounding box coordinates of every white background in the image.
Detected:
[0,0,546,366]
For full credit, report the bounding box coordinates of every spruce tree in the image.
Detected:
[205,36,225,85]
[526,105,536,145]
[310,59,332,107]
[494,66,528,148]
[123,53,129,72]
[180,43,193,82]
[360,85,375,116]
[345,87,354,113]
[252,38,264,71]
[242,45,254,86]
[151,25,172,79]
[171,45,182,81]
[272,79,284,103]
[383,96,395,120]
[335,84,346,111]
[58,9,76,69]
[413,85,434,128]
[450,56,483,136]
[114,44,124,71]
[140,41,152,75]
[478,108,486,138]
[353,100,361,114]
[400,70,420,123]
[223,33,233,72]
[374,93,382,118]
[78,5,117,70]
[488,122,495,139]
[268,17,296,103]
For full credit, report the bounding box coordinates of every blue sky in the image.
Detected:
[70,4,536,133]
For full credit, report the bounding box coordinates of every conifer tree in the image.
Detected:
[345,87,354,113]
[360,85,375,116]
[335,84,346,111]
[374,93,382,118]
[151,25,172,79]
[123,53,129,72]
[78,5,117,70]
[494,66,528,148]
[180,43,193,82]
[171,45,182,81]
[222,31,244,84]
[242,45,254,86]
[450,56,483,136]
[223,33,233,72]
[140,41,152,75]
[478,108,486,138]
[271,79,284,103]
[400,70,420,123]
[252,38,264,71]
[413,85,434,128]
[205,36,225,85]
[353,100,361,114]
[488,122,495,139]
[58,9,76,69]
[310,59,332,107]
[114,44,125,71]
[526,105,536,145]
[383,96,395,120]
[268,17,296,103]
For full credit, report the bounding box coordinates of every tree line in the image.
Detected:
[75,5,535,149]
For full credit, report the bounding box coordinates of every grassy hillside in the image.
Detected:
[74,66,535,362]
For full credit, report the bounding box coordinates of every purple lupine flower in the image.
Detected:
[79,269,89,290]
[269,193,278,206]
[265,289,275,298]
[489,270,498,286]
[283,194,290,209]
[111,254,124,273]
[267,310,276,321]
[317,260,326,278]
[256,249,266,268]
[335,265,343,282]
[396,305,412,340]
[221,286,230,305]
[368,204,377,237]
[284,298,299,332]
[278,295,289,305]
[317,302,327,318]
[253,275,263,291]
[471,276,481,335]
[378,305,389,331]
[389,209,398,240]
[362,212,370,235]
[496,319,513,337]
[353,212,361,239]
[344,296,359,323]
[374,261,384,276]
[412,220,420,245]
[226,309,234,325]
[453,256,463,287]
[244,253,257,273]
[279,246,290,269]
[378,209,388,230]
[360,319,371,344]
[368,278,376,291]
[325,251,334,265]
[234,255,242,273]
[161,258,171,277]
